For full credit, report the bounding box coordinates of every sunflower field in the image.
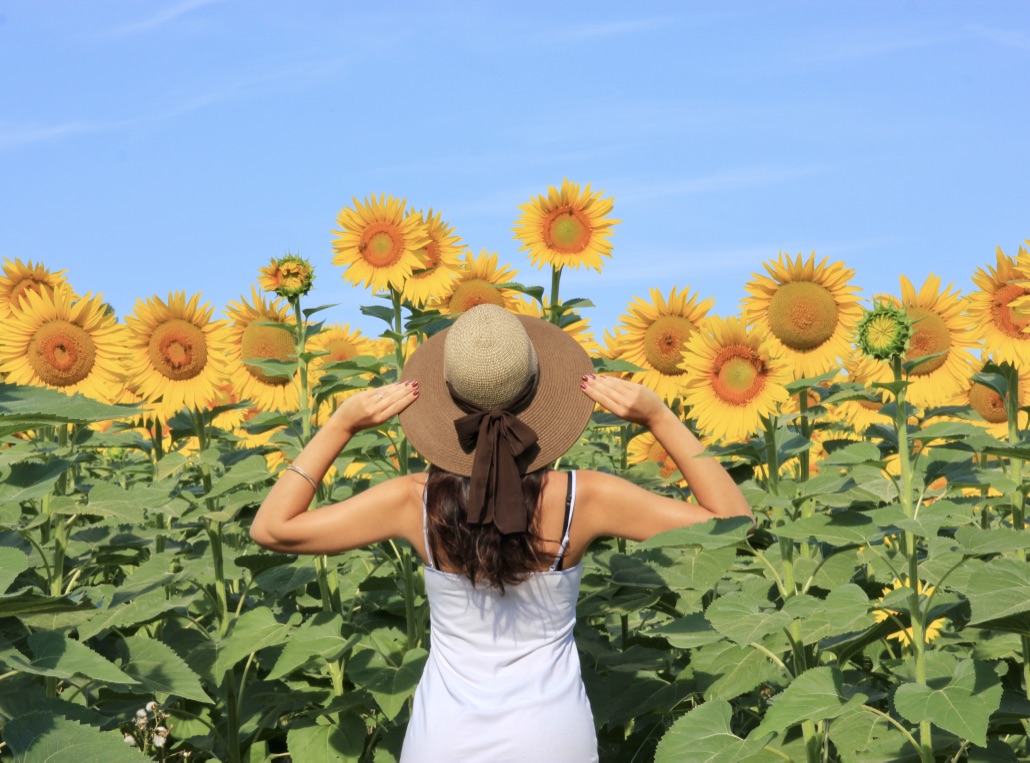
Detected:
[1,180,1029,762]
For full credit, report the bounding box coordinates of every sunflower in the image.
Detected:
[512,178,619,272]
[206,381,248,433]
[331,194,430,293]
[0,257,72,319]
[308,323,378,421]
[680,316,791,443]
[967,246,1030,366]
[742,251,863,378]
[224,287,299,413]
[627,431,685,483]
[123,292,233,419]
[855,275,981,409]
[512,298,601,356]
[258,253,315,299]
[872,578,944,647]
[836,350,895,436]
[401,209,464,306]
[611,287,715,402]
[959,360,1030,438]
[432,250,526,314]
[0,287,125,403]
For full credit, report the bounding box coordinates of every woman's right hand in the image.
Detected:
[581,375,668,428]
[330,381,419,435]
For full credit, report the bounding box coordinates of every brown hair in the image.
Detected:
[424,465,548,592]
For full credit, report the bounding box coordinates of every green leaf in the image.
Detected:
[119,635,210,703]
[692,641,784,701]
[0,459,73,505]
[0,546,29,593]
[961,557,1030,632]
[214,607,293,675]
[360,304,395,324]
[3,711,146,762]
[267,612,360,681]
[78,590,197,641]
[893,658,1003,747]
[826,706,920,763]
[655,700,770,762]
[784,585,875,642]
[656,547,736,592]
[754,666,867,737]
[255,560,319,596]
[0,382,141,433]
[776,511,886,547]
[287,715,366,762]
[638,516,753,549]
[955,526,1030,555]
[705,592,791,646]
[913,421,985,441]
[651,612,723,649]
[591,356,645,373]
[347,647,428,720]
[0,591,95,619]
[971,371,1008,399]
[303,303,339,318]
[242,357,297,379]
[3,632,138,685]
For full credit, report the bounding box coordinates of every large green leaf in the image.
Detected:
[0,546,29,593]
[119,635,210,703]
[655,700,770,762]
[691,641,784,701]
[955,526,1030,556]
[783,585,875,643]
[3,711,146,762]
[2,632,137,685]
[0,381,141,436]
[638,516,753,549]
[754,667,867,738]
[267,612,360,680]
[287,715,366,762]
[961,557,1030,633]
[826,706,920,763]
[81,482,178,523]
[655,546,736,592]
[77,590,197,641]
[651,612,723,649]
[893,658,1003,747]
[214,607,293,675]
[347,647,428,720]
[0,459,73,505]
[705,592,791,646]
[776,510,886,546]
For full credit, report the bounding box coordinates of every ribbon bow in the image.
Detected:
[447,379,539,534]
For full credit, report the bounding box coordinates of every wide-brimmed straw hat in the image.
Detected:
[399,304,594,476]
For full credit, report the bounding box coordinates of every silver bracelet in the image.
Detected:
[284,464,318,490]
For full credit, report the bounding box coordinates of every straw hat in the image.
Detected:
[399,304,594,475]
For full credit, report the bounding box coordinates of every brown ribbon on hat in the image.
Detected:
[446,377,539,534]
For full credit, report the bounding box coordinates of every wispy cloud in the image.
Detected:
[98,0,221,39]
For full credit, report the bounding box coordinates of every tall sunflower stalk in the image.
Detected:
[857,302,933,762]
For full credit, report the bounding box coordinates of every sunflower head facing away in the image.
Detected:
[331,194,430,293]
[401,209,464,306]
[856,301,913,362]
[680,316,791,443]
[258,253,315,299]
[512,178,620,272]
[0,258,72,320]
[743,251,862,378]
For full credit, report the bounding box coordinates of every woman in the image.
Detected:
[251,304,753,762]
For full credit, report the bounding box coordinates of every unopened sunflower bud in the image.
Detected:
[855,302,913,361]
[258,253,315,298]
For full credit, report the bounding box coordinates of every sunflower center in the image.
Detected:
[359,224,404,268]
[27,320,96,386]
[711,346,767,405]
[904,306,951,376]
[642,316,696,375]
[410,241,441,281]
[148,318,208,381]
[543,206,592,254]
[768,281,839,351]
[969,384,1007,424]
[991,283,1030,339]
[324,338,359,362]
[11,277,53,308]
[447,280,506,313]
[241,322,295,385]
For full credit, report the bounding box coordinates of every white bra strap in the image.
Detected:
[422,482,435,569]
[550,471,577,571]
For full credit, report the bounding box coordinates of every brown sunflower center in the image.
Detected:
[28,320,96,387]
[543,206,592,254]
[904,306,951,376]
[768,281,839,351]
[147,318,208,381]
[447,280,506,313]
[969,383,1007,424]
[11,277,53,308]
[359,224,404,268]
[642,315,696,375]
[991,283,1030,339]
[711,346,767,405]
[241,322,295,385]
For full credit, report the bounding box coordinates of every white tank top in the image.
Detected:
[400,472,598,762]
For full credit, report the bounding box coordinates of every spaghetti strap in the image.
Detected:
[422,482,436,569]
[550,471,577,571]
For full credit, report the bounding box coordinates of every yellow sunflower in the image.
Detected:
[959,360,1030,438]
[206,381,248,433]
[308,323,378,421]
[836,350,894,436]
[224,287,299,413]
[611,287,715,402]
[680,316,791,443]
[124,292,233,419]
[872,578,944,647]
[0,257,72,319]
[401,209,464,306]
[512,178,619,272]
[331,194,430,293]
[967,246,1030,366]
[432,250,526,314]
[512,298,601,356]
[742,251,863,378]
[0,287,125,403]
[627,431,685,483]
[858,275,981,409]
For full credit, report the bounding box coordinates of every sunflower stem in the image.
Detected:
[1004,363,1026,541]
[549,265,563,325]
[390,287,410,476]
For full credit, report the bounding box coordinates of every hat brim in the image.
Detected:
[399,314,595,476]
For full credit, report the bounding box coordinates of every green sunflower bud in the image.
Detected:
[258,253,315,298]
[855,302,913,361]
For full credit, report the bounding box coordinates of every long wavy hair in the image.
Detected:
[424,464,549,591]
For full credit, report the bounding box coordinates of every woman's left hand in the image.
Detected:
[330,381,419,435]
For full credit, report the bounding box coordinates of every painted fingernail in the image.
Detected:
[581,375,589,382]
[580,383,587,390]
[413,389,419,396]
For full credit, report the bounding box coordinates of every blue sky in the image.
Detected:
[2,0,1028,340]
